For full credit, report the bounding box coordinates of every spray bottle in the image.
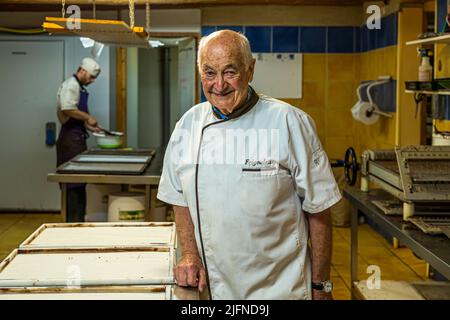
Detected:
[418,48,433,82]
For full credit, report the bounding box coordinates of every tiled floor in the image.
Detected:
[331,225,428,299]
[0,213,428,300]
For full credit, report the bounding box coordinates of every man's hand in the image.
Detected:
[173,206,206,293]
[174,253,207,293]
[312,290,333,300]
[85,122,102,133]
[84,116,102,133]
[86,116,98,127]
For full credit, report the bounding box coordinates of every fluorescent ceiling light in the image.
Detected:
[149,40,164,48]
[80,37,95,48]
[91,42,105,59]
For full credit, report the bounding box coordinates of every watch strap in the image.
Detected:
[312,280,333,292]
[312,282,324,290]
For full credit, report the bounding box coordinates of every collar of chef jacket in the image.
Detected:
[72,74,86,92]
[211,86,259,120]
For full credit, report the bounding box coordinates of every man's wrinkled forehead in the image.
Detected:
[200,38,245,70]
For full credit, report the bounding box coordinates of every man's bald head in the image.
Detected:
[197,30,256,114]
[197,30,253,73]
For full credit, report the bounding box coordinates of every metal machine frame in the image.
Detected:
[360,145,450,221]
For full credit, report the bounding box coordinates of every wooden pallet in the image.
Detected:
[43,16,150,48]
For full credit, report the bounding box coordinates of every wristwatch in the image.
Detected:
[312,280,333,293]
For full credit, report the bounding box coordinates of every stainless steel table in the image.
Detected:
[343,187,450,299]
[47,149,164,222]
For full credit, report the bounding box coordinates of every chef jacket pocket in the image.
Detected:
[238,167,299,253]
[239,167,295,219]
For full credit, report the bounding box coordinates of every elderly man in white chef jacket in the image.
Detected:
[157,30,341,300]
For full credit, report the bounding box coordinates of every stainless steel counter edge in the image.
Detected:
[344,187,450,280]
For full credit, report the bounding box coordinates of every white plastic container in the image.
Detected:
[419,56,432,82]
[108,192,146,222]
[85,184,122,222]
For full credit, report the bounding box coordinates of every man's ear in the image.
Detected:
[248,58,256,83]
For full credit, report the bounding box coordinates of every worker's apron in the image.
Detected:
[56,87,89,189]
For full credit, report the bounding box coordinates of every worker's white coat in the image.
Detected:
[56,76,81,124]
[157,94,341,299]
[57,76,81,111]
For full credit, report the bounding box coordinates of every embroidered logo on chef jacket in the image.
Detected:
[242,159,287,176]
[312,148,323,168]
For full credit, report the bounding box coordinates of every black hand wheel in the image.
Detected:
[344,147,358,186]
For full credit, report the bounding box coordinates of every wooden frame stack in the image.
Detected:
[0,222,178,300]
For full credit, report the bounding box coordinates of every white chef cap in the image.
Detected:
[80,57,101,78]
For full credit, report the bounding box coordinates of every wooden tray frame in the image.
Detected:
[0,285,173,300]
[71,154,153,165]
[56,161,148,175]
[0,247,175,287]
[86,149,156,157]
[19,222,177,250]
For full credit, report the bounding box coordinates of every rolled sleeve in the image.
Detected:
[157,127,188,207]
[157,173,188,207]
[59,81,80,110]
[287,112,342,214]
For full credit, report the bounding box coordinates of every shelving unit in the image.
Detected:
[405,27,450,145]
[406,33,450,46]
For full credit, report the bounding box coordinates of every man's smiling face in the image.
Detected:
[200,34,255,114]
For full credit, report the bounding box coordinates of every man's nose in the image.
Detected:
[214,74,226,91]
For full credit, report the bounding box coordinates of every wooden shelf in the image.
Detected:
[405,90,450,95]
[43,17,150,48]
[406,34,450,46]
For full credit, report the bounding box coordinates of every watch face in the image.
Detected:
[323,281,333,293]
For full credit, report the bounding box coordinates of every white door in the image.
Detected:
[0,41,63,210]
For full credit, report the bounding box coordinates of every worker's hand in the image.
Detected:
[174,253,207,293]
[85,116,102,133]
[86,116,98,127]
[85,122,102,133]
[312,290,333,300]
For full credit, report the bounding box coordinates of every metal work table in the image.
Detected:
[47,149,164,222]
[343,187,450,299]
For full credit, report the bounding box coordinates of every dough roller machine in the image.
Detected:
[358,146,450,234]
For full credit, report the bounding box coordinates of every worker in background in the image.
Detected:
[157,30,341,300]
[56,57,102,222]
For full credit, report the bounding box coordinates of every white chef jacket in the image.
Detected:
[56,76,81,123]
[157,93,341,300]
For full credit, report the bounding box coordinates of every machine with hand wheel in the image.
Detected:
[358,145,450,236]
[335,146,450,236]
[331,147,359,186]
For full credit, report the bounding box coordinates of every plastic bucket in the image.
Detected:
[108,192,146,222]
